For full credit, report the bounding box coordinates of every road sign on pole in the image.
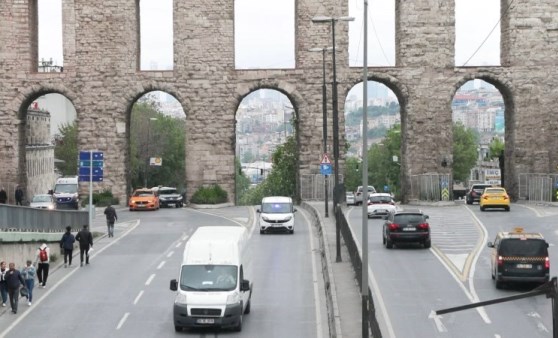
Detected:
[321,153,332,164]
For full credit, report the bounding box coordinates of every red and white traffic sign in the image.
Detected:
[321,153,331,164]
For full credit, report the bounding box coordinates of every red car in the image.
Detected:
[129,188,160,211]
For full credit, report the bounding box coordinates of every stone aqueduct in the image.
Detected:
[1,0,557,204]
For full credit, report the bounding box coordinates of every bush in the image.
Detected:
[81,189,119,207]
[190,184,228,204]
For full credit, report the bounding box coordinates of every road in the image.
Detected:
[346,202,558,338]
[0,206,328,338]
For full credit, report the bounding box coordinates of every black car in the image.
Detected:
[487,228,550,289]
[465,183,493,204]
[157,187,184,208]
[382,209,430,249]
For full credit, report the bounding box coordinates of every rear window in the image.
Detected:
[499,239,548,256]
[370,196,392,203]
[393,214,424,223]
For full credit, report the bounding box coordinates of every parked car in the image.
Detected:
[367,193,396,218]
[129,188,160,211]
[465,183,493,204]
[29,194,56,210]
[382,209,430,249]
[487,227,549,289]
[346,192,356,205]
[480,187,510,211]
[355,185,376,205]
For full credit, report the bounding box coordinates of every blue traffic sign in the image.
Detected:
[320,163,332,176]
[79,175,103,182]
[79,167,104,176]
[79,151,104,161]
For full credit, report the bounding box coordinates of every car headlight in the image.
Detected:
[48,205,54,210]
[226,291,240,305]
[177,196,183,201]
[262,216,271,222]
[175,292,188,305]
[160,197,167,200]
[284,216,292,221]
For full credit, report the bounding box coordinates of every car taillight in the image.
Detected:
[472,191,477,197]
[503,195,509,200]
[498,256,503,266]
[388,223,399,231]
[545,257,550,269]
[483,196,489,200]
[418,223,429,230]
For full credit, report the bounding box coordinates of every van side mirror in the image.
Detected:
[487,242,494,248]
[240,280,250,292]
[170,279,178,291]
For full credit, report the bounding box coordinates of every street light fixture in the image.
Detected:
[309,46,335,218]
[145,117,158,187]
[312,15,354,262]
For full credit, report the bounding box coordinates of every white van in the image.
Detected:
[53,176,80,209]
[257,196,296,234]
[170,226,252,332]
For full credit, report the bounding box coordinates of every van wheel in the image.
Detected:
[234,313,243,332]
[244,299,251,314]
[260,230,265,234]
[289,229,294,234]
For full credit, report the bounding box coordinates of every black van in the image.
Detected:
[487,228,550,289]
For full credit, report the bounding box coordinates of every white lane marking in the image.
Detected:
[157,261,166,270]
[181,234,188,241]
[0,220,142,337]
[133,290,144,305]
[116,312,130,330]
[347,208,396,338]
[300,210,323,338]
[428,310,447,332]
[175,242,182,248]
[145,274,156,286]
[166,251,174,258]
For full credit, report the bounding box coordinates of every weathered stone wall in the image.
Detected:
[0,0,557,203]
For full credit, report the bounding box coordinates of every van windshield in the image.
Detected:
[54,184,77,194]
[500,239,548,256]
[180,265,237,291]
[262,202,291,213]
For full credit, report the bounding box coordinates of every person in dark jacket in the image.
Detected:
[0,187,7,204]
[103,204,117,238]
[5,262,25,314]
[60,226,76,268]
[75,225,93,267]
[15,185,24,206]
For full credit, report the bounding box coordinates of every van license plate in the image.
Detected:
[517,264,532,269]
[197,318,214,324]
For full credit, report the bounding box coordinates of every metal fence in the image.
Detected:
[0,205,89,232]
[518,173,558,202]
[300,174,342,201]
[409,173,452,202]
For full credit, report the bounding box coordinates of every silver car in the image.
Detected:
[346,192,356,205]
[29,194,56,210]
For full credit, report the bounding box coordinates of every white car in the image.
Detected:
[29,194,56,210]
[355,185,376,205]
[367,193,396,218]
[346,192,356,205]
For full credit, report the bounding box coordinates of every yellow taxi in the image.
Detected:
[129,188,160,211]
[479,186,510,211]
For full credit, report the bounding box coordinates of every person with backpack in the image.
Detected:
[34,243,50,288]
[75,225,93,267]
[104,204,117,238]
[60,226,76,268]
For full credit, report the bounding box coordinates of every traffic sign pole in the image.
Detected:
[89,151,93,227]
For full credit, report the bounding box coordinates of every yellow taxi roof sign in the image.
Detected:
[512,227,524,233]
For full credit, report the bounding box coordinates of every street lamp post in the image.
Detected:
[145,117,158,187]
[309,46,335,218]
[312,15,354,262]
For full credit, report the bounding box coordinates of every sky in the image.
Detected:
[39,0,501,70]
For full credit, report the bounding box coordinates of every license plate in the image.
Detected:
[402,227,416,231]
[138,204,145,207]
[517,264,532,269]
[168,203,175,207]
[197,318,215,324]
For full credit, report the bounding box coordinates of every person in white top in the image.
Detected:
[34,243,50,288]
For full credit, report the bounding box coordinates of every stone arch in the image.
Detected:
[450,73,517,198]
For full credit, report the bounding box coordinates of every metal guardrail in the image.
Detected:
[409,173,452,202]
[300,174,342,201]
[518,173,558,202]
[0,205,89,232]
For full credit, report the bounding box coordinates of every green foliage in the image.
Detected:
[81,189,119,207]
[191,184,228,204]
[235,158,251,204]
[488,137,505,160]
[366,125,402,198]
[344,157,361,193]
[452,122,479,182]
[54,122,78,176]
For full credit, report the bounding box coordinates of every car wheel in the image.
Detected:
[289,229,294,234]
[466,199,472,205]
[174,325,182,332]
[382,234,386,244]
[385,237,393,249]
[480,206,485,211]
[260,230,265,234]
[129,208,133,211]
[424,239,431,249]
[495,280,503,289]
[505,206,510,211]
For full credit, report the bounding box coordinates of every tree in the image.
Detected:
[452,122,479,182]
[367,125,401,197]
[54,122,78,176]
[344,157,361,193]
[488,137,505,160]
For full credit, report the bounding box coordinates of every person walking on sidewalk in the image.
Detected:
[76,225,93,267]
[21,260,35,306]
[34,243,50,288]
[104,204,117,238]
[0,187,7,204]
[15,185,24,206]
[5,263,25,314]
[0,261,8,307]
[60,226,76,268]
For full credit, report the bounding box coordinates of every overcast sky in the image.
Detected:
[39,0,500,69]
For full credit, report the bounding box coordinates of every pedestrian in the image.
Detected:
[76,225,93,267]
[15,185,24,206]
[34,243,50,288]
[104,204,117,238]
[60,226,75,268]
[0,261,8,307]
[5,262,25,314]
[0,187,7,204]
[21,260,36,306]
